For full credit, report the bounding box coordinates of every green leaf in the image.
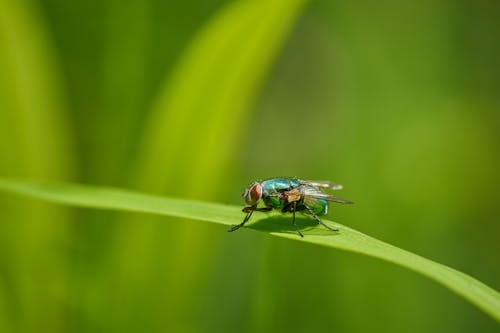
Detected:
[131,0,307,194]
[0,178,499,322]
[0,1,75,331]
[0,0,75,178]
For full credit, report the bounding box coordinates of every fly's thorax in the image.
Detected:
[259,178,298,209]
[260,178,300,194]
[242,181,263,206]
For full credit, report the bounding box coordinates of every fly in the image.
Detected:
[228,177,353,237]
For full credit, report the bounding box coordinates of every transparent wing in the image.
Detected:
[308,192,354,204]
[301,185,354,204]
[299,179,343,190]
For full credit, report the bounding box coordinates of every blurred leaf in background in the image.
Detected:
[0,0,499,332]
[0,0,76,332]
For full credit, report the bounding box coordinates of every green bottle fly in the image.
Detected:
[228,177,353,237]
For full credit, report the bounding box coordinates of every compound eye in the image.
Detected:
[243,182,262,205]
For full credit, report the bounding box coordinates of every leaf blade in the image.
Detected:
[0,178,499,322]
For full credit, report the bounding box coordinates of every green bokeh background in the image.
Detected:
[1,0,499,332]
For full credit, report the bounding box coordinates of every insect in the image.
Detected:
[228,177,353,237]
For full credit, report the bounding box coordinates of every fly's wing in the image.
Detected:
[301,185,354,204]
[311,193,354,204]
[299,179,343,190]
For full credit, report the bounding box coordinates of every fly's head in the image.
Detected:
[242,181,263,206]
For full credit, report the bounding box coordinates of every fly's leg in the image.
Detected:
[228,206,255,232]
[304,205,339,232]
[228,206,272,232]
[291,201,304,237]
[281,202,304,237]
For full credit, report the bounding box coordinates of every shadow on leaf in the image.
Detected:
[246,215,339,237]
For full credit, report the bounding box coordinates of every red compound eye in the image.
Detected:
[250,183,262,202]
[243,182,262,205]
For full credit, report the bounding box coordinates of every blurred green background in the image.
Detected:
[1,0,499,332]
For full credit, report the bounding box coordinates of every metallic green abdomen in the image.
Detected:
[304,197,328,215]
[301,184,329,215]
